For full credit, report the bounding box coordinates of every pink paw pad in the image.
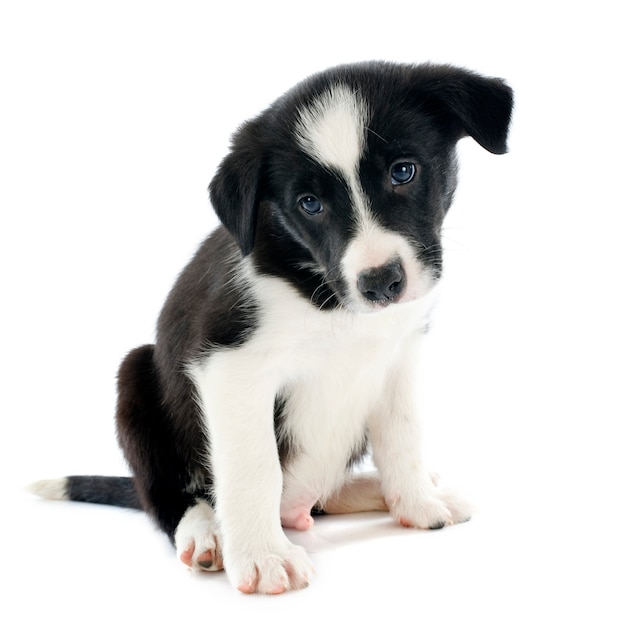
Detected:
[281,509,314,530]
[179,541,223,571]
[179,544,195,567]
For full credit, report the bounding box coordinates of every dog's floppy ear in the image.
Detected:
[418,65,514,154]
[209,121,264,256]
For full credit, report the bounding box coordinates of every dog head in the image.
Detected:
[209,62,513,313]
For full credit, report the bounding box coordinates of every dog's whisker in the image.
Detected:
[365,126,388,143]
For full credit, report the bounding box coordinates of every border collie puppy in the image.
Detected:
[30,61,513,594]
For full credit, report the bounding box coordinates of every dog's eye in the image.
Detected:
[299,195,323,216]
[390,162,416,186]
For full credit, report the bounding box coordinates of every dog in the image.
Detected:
[30,61,513,594]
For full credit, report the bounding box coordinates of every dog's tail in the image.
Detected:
[27,475,142,509]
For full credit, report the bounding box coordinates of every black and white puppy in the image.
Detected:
[31,62,513,594]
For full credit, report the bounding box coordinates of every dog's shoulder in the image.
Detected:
[156,227,258,364]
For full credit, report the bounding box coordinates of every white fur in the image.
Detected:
[188,265,444,591]
[26,478,67,501]
[295,85,368,178]
[186,85,471,593]
[174,499,223,571]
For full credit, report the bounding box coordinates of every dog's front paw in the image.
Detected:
[227,541,315,594]
[388,480,474,530]
[174,501,223,572]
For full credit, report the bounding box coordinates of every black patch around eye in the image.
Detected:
[390,162,416,186]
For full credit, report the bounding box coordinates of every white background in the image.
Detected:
[1,1,624,624]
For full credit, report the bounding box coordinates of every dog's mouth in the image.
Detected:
[336,224,439,314]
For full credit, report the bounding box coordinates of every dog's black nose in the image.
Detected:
[357,262,405,303]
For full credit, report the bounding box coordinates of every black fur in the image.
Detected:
[211,62,511,308]
[38,62,513,547]
[65,476,141,509]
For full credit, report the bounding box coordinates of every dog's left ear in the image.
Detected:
[418,65,514,154]
[209,121,264,256]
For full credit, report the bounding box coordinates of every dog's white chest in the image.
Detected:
[247,275,430,509]
[189,272,432,528]
[277,337,390,511]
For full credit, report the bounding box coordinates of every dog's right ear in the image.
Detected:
[209,123,263,257]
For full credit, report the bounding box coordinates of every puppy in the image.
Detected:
[30,61,513,594]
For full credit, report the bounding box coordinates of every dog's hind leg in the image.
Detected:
[320,472,389,515]
[115,345,222,571]
[320,471,448,516]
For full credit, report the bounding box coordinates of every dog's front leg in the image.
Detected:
[369,334,473,529]
[191,352,314,594]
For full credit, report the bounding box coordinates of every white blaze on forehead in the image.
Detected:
[295,84,430,311]
[295,85,368,178]
[295,84,373,232]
